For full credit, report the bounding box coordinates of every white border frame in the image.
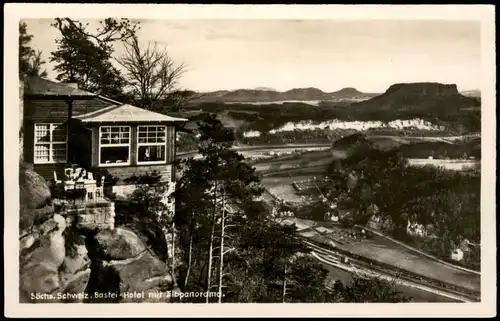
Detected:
[4,4,496,318]
[136,125,168,165]
[98,125,131,167]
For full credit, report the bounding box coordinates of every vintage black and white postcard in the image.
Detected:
[3,3,496,318]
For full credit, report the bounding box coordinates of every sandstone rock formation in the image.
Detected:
[95,227,147,260]
[19,162,53,234]
[385,82,458,97]
[350,82,479,113]
[19,163,174,303]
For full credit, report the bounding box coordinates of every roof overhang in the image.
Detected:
[73,104,189,124]
[23,76,99,99]
[24,93,98,100]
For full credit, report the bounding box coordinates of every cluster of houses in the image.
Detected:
[20,75,188,214]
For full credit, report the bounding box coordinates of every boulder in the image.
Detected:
[19,215,67,302]
[60,243,91,286]
[59,269,92,303]
[107,251,172,301]
[95,227,147,260]
[19,162,53,234]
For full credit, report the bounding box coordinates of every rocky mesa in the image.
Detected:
[350,82,480,113]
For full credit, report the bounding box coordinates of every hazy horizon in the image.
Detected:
[23,19,481,93]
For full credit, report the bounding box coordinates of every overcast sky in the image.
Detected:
[23,19,481,93]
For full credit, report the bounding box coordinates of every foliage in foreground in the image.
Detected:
[322,146,480,269]
[19,22,48,78]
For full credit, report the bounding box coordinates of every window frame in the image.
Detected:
[136,125,168,165]
[33,123,68,164]
[98,125,131,167]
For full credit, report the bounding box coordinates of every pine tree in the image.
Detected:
[50,18,139,100]
[19,21,48,78]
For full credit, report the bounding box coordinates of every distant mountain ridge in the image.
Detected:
[254,87,276,91]
[193,87,379,103]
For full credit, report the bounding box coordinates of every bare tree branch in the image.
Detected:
[56,17,140,44]
[117,36,189,112]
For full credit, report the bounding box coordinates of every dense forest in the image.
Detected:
[317,147,481,270]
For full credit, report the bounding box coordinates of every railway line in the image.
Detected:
[301,237,480,303]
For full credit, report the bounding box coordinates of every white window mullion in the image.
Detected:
[137,125,167,164]
[34,123,67,164]
[99,125,131,166]
[49,125,54,163]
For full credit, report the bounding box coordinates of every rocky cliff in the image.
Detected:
[350,82,480,113]
[384,82,459,97]
[19,163,175,303]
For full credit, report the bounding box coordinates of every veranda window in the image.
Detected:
[34,123,67,164]
[137,125,167,164]
[99,126,130,166]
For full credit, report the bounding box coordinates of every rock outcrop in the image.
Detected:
[95,227,146,260]
[20,213,74,302]
[19,162,53,234]
[84,227,174,303]
[330,133,375,159]
[384,82,458,97]
[19,163,174,303]
[350,82,480,113]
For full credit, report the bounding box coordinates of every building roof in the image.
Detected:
[24,76,98,99]
[73,104,188,123]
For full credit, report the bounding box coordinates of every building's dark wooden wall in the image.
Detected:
[24,98,113,123]
[105,164,174,185]
[24,97,178,186]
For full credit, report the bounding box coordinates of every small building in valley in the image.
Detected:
[450,248,464,262]
[406,220,427,237]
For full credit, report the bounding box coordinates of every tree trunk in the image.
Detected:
[206,215,215,303]
[171,222,176,287]
[282,261,287,303]
[184,234,193,288]
[206,180,218,303]
[218,191,226,303]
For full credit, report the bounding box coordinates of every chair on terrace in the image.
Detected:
[95,176,105,200]
[53,171,62,185]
